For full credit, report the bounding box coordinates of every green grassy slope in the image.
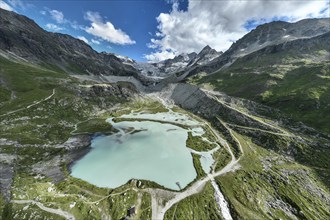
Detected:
[215,131,330,220]
[194,52,330,133]
[0,57,127,144]
[164,182,222,220]
[0,57,140,219]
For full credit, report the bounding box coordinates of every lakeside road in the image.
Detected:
[149,97,243,220]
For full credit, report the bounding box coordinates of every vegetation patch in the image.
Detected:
[215,133,330,219]
[198,58,330,134]
[186,132,217,151]
[138,193,152,220]
[192,154,206,179]
[74,118,116,134]
[213,147,231,171]
[164,182,221,220]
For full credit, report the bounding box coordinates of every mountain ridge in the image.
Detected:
[193,29,330,133]
[186,17,330,77]
[133,45,222,78]
[0,8,138,77]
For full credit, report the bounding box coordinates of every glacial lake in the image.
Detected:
[71,117,199,190]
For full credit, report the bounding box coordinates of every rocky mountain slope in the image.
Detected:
[0,8,138,77]
[133,45,222,77]
[187,45,222,66]
[193,29,330,133]
[222,18,329,59]
[186,18,330,77]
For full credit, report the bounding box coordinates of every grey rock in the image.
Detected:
[185,18,330,77]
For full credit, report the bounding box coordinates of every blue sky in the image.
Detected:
[1,0,329,62]
[1,0,182,61]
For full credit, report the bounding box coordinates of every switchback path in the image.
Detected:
[11,199,75,220]
[226,122,293,137]
[0,89,56,117]
[202,89,290,135]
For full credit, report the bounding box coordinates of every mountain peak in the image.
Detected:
[200,45,212,53]
[199,45,218,56]
[198,45,220,56]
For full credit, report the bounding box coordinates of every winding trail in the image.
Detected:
[145,86,283,219]
[226,122,293,137]
[202,89,289,135]
[216,117,244,158]
[138,92,246,219]
[70,118,93,135]
[0,89,56,117]
[150,110,242,220]
[86,188,138,205]
[11,199,75,220]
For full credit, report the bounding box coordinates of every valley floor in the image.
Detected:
[0,58,329,220]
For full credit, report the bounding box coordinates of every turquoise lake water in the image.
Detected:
[71,119,197,190]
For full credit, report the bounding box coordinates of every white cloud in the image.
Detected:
[45,23,64,31]
[144,50,176,62]
[77,36,89,44]
[70,21,84,30]
[146,0,330,62]
[7,0,24,9]
[50,9,65,23]
[0,1,13,11]
[91,39,100,45]
[44,8,82,30]
[84,11,135,45]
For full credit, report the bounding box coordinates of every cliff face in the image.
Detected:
[169,83,278,131]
